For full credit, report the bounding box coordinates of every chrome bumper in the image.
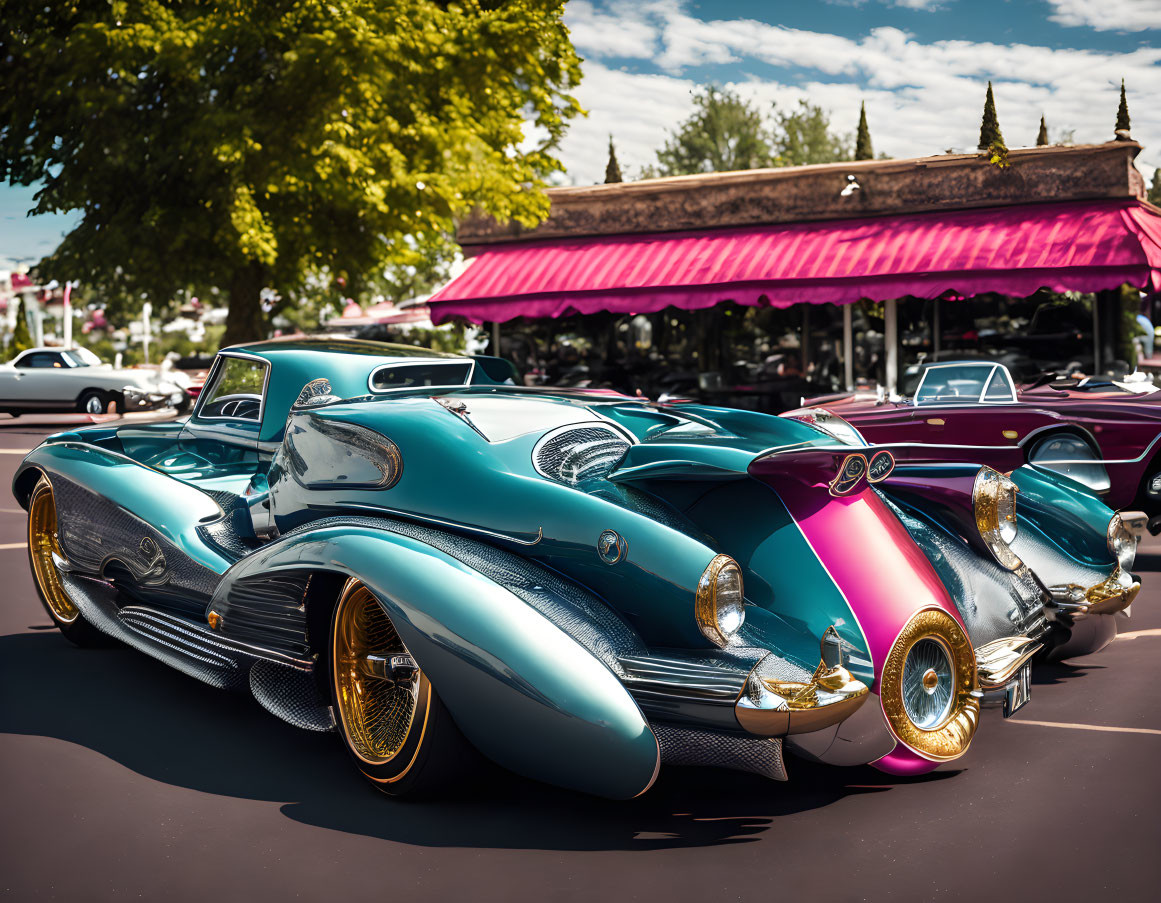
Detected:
[975,636,1041,690]
[1046,567,1140,618]
[122,385,186,411]
[619,643,870,739]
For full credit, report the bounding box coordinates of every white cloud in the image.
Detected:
[1047,0,1161,32]
[890,0,946,9]
[557,2,1161,187]
[565,0,659,59]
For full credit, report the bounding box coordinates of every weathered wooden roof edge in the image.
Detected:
[457,141,1148,246]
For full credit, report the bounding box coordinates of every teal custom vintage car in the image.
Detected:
[13,339,1138,796]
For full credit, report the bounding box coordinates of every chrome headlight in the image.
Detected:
[902,638,955,729]
[1107,514,1137,572]
[695,555,745,647]
[784,408,867,447]
[973,466,1021,570]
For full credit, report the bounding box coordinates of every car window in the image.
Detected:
[369,361,473,391]
[914,365,995,405]
[197,356,268,421]
[983,368,1016,402]
[59,350,92,368]
[17,352,64,369]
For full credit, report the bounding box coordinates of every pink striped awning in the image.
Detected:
[428,199,1161,324]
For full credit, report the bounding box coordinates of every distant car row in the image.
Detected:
[0,346,191,416]
[792,359,1161,532]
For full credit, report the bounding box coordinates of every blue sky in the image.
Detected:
[3,0,1159,268]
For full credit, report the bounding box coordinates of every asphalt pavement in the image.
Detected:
[1,413,1159,901]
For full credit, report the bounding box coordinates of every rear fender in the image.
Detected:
[215,525,660,799]
[13,441,232,576]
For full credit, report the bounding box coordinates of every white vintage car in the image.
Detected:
[0,346,190,416]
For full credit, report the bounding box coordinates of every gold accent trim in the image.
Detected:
[926,418,945,426]
[695,554,743,647]
[1084,568,1141,615]
[735,633,870,736]
[829,453,868,496]
[207,611,222,631]
[333,579,426,766]
[1002,429,1019,439]
[27,479,80,624]
[880,608,980,761]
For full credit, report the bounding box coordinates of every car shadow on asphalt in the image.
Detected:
[0,629,958,851]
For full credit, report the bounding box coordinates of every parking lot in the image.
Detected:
[1,413,1159,901]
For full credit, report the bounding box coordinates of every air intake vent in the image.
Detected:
[534,425,631,485]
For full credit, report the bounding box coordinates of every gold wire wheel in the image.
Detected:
[333,580,426,765]
[28,480,79,624]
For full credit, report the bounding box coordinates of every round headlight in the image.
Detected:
[1107,514,1136,572]
[695,555,746,647]
[972,466,1021,570]
[880,608,979,762]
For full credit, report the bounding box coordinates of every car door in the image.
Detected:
[173,352,271,498]
[11,351,72,405]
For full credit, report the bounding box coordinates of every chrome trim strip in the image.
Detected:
[336,502,544,546]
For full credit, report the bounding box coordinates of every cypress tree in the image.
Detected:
[1116,79,1131,134]
[1036,115,1049,146]
[855,102,873,160]
[10,296,33,356]
[978,81,1004,150]
[1148,169,1161,207]
[604,136,623,183]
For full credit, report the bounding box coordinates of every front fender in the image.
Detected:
[214,525,660,799]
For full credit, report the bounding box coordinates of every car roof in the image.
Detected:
[224,336,466,362]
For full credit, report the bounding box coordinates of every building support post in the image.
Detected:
[801,305,811,374]
[842,304,854,391]
[491,320,501,357]
[1092,296,1101,375]
[885,298,898,395]
[932,298,940,361]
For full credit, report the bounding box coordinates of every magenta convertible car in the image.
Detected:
[794,360,1161,531]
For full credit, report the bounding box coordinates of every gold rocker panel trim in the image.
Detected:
[880,608,980,762]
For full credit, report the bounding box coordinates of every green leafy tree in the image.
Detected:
[855,102,873,160]
[771,100,852,167]
[1,1,582,346]
[1036,115,1049,146]
[1116,79,1131,134]
[604,136,623,183]
[978,81,1004,150]
[9,296,33,357]
[1148,169,1161,207]
[653,86,773,175]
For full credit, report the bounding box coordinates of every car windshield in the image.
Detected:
[198,356,268,421]
[914,364,1015,405]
